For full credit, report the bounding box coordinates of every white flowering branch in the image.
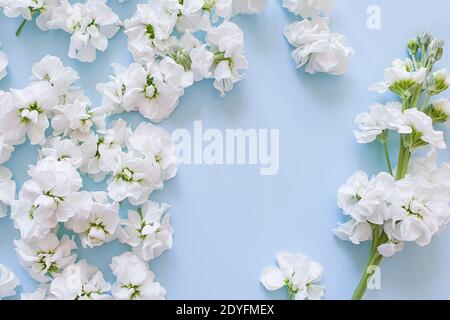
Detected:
[335,32,450,300]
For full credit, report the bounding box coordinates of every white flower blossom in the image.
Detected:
[354,101,411,144]
[50,260,111,300]
[21,284,54,300]
[282,0,332,19]
[111,252,166,300]
[207,21,248,96]
[426,98,450,124]
[402,108,446,150]
[369,58,427,96]
[260,252,325,300]
[48,0,121,62]
[40,136,83,169]
[284,17,354,75]
[0,264,20,299]
[14,233,77,282]
[31,55,79,96]
[65,192,120,248]
[127,122,178,183]
[119,201,173,261]
[0,166,16,219]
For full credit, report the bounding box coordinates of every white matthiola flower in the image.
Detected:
[128,122,178,183]
[232,0,268,16]
[50,260,111,300]
[0,43,7,80]
[11,157,88,241]
[124,2,177,64]
[106,150,161,206]
[385,176,450,247]
[14,233,77,282]
[49,0,121,63]
[111,252,166,300]
[284,17,354,75]
[333,219,372,245]
[0,132,14,165]
[337,171,395,225]
[0,0,62,31]
[0,166,16,218]
[354,101,411,144]
[52,89,108,139]
[119,201,173,261]
[207,21,248,96]
[369,58,427,97]
[426,98,450,124]
[402,108,446,150]
[96,63,129,114]
[66,192,120,248]
[160,56,194,89]
[0,82,57,145]
[260,252,325,300]
[31,55,79,96]
[122,63,182,122]
[428,69,450,95]
[408,150,450,194]
[40,136,83,169]
[0,264,20,299]
[282,0,332,19]
[21,285,54,300]
[79,119,130,182]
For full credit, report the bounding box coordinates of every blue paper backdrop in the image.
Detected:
[0,0,449,300]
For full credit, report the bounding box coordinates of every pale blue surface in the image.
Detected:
[1,0,450,300]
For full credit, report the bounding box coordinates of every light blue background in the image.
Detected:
[0,0,450,300]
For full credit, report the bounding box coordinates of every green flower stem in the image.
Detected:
[16,18,28,36]
[382,140,393,176]
[352,231,387,300]
[421,94,431,111]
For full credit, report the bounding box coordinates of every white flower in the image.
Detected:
[52,89,107,139]
[333,219,372,245]
[207,21,248,96]
[106,151,161,206]
[40,136,83,169]
[127,122,178,183]
[0,132,14,164]
[369,58,427,96]
[14,233,77,282]
[429,69,450,95]
[48,0,121,63]
[385,176,450,247]
[0,166,16,219]
[50,260,111,300]
[0,43,7,80]
[402,108,446,150]
[124,2,178,64]
[31,55,79,96]
[337,171,394,225]
[79,119,130,182]
[121,63,182,122]
[354,101,411,144]
[0,264,20,299]
[232,0,268,16]
[284,17,354,75]
[426,98,450,124]
[11,157,87,241]
[160,56,194,89]
[65,192,120,248]
[282,0,332,19]
[96,63,130,114]
[119,201,173,261]
[21,285,54,300]
[0,0,61,31]
[0,82,57,145]
[408,150,450,194]
[111,252,166,300]
[260,252,325,300]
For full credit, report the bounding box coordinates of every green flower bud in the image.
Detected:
[403,128,428,150]
[408,39,419,55]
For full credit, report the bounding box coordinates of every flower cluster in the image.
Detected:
[0,56,176,300]
[335,32,450,299]
[0,0,121,62]
[282,0,354,75]
[260,252,325,300]
[0,41,7,80]
[97,0,268,121]
[0,264,20,299]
